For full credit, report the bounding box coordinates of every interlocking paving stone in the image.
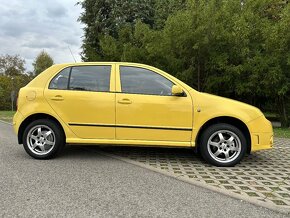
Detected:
[101,138,290,210]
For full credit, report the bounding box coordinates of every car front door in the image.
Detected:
[44,64,115,139]
[115,64,193,144]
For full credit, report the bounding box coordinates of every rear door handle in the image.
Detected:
[50,95,64,101]
[118,98,132,104]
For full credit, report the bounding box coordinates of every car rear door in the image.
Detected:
[44,64,116,139]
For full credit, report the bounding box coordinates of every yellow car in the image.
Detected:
[13,62,273,166]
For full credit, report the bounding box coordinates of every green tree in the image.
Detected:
[77,0,156,61]
[0,73,32,110]
[0,54,26,110]
[0,84,4,100]
[0,54,25,76]
[0,75,11,110]
[0,54,32,110]
[32,51,54,76]
[78,0,290,127]
[261,2,290,127]
[154,0,187,29]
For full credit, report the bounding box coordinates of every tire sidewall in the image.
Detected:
[23,119,64,159]
[200,123,247,167]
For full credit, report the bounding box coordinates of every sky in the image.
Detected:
[0,0,84,72]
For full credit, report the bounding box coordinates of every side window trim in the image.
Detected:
[67,67,72,90]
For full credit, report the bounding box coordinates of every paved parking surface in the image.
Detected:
[99,138,290,213]
[0,121,289,217]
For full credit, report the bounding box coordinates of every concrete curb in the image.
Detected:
[95,149,290,215]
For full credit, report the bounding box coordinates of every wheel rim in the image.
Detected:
[207,130,241,164]
[26,125,56,155]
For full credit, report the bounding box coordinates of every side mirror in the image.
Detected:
[171,85,184,96]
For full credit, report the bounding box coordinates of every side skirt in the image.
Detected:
[66,138,195,148]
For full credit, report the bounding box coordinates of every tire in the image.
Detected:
[199,123,247,167]
[22,119,65,159]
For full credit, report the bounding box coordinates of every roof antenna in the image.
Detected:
[68,46,77,63]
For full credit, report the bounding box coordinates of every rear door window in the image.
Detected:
[69,66,111,92]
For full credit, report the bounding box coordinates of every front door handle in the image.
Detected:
[50,95,64,101]
[118,98,132,104]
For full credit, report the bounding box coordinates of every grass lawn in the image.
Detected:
[0,111,15,123]
[274,128,290,139]
[0,110,289,138]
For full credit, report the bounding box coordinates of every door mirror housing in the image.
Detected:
[171,85,184,96]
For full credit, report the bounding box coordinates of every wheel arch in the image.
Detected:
[18,113,66,144]
[195,116,251,153]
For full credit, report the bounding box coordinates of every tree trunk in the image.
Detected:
[277,96,289,128]
[197,59,201,91]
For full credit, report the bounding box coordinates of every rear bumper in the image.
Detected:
[247,116,273,152]
[12,110,24,135]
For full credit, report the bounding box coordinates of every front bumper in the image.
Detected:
[247,115,273,152]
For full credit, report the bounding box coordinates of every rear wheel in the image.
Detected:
[23,119,65,159]
[199,123,247,167]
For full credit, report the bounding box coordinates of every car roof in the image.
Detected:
[53,62,149,67]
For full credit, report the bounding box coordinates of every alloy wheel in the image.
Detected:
[207,130,241,164]
[26,125,56,155]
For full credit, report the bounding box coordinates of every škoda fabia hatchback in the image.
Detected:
[13,62,273,166]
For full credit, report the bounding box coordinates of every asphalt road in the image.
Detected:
[0,121,287,217]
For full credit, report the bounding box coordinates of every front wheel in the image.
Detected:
[199,123,247,167]
[23,119,65,159]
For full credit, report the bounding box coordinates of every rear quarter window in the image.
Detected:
[49,67,70,90]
